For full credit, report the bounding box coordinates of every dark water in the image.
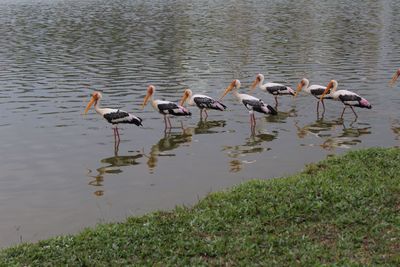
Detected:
[0,0,399,248]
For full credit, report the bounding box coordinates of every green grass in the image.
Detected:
[1,148,399,266]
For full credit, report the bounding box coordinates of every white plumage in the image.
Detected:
[84,91,142,141]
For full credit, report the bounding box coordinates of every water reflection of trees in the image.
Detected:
[295,118,371,150]
[223,130,278,173]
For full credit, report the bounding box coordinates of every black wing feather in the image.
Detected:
[267,86,288,95]
[339,94,361,102]
[158,103,179,111]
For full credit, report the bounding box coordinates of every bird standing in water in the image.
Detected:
[295,78,333,113]
[142,85,191,130]
[250,73,294,107]
[179,88,226,120]
[319,80,371,119]
[84,91,142,141]
[220,79,277,127]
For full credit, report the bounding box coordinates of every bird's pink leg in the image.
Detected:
[275,96,278,107]
[321,100,326,112]
[114,136,120,156]
[204,109,208,120]
[167,117,172,128]
[316,101,320,113]
[199,109,203,120]
[115,127,120,142]
[164,115,168,129]
[340,106,347,119]
[350,106,358,118]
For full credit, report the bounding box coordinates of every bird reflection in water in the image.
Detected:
[86,139,143,196]
[144,119,227,173]
[223,130,277,173]
[194,119,226,135]
[295,117,371,150]
[267,108,297,122]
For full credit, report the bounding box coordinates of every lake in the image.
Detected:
[0,0,399,248]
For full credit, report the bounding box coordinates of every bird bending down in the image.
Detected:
[179,89,226,120]
[142,85,191,130]
[250,73,295,107]
[389,68,400,87]
[84,91,143,141]
[319,80,371,119]
[295,78,333,113]
[220,79,277,127]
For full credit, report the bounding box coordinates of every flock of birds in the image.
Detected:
[84,69,400,141]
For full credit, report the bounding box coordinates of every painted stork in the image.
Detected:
[179,89,226,119]
[295,78,333,113]
[250,73,295,106]
[319,80,371,118]
[389,68,400,87]
[220,79,277,126]
[142,85,191,129]
[84,91,143,141]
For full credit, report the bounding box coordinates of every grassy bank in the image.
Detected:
[1,148,399,266]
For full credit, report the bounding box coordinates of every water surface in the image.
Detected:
[0,0,399,247]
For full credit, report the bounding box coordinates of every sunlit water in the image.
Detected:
[0,0,399,248]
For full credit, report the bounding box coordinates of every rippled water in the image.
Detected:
[0,0,399,247]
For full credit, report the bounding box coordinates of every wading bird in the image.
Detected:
[319,80,371,119]
[250,73,295,106]
[389,68,400,87]
[220,79,277,127]
[84,91,143,141]
[142,85,191,129]
[295,78,332,113]
[179,89,226,119]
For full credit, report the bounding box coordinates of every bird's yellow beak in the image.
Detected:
[220,81,235,100]
[319,81,333,101]
[141,93,150,109]
[250,77,260,91]
[294,82,303,97]
[389,69,400,87]
[179,91,189,106]
[84,96,96,115]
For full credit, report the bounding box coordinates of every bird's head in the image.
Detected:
[390,68,400,87]
[84,91,102,115]
[250,73,264,90]
[142,85,155,109]
[294,78,308,97]
[319,80,337,101]
[179,89,192,106]
[220,79,241,100]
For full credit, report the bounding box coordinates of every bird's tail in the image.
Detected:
[171,106,192,116]
[287,87,295,96]
[213,101,227,111]
[266,105,278,115]
[135,117,143,126]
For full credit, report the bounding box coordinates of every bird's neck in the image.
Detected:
[93,99,102,114]
[188,95,195,106]
[232,89,241,100]
[149,95,158,110]
[258,77,265,88]
[303,80,310,90]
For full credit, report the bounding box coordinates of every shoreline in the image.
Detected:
[1,147,399,265]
